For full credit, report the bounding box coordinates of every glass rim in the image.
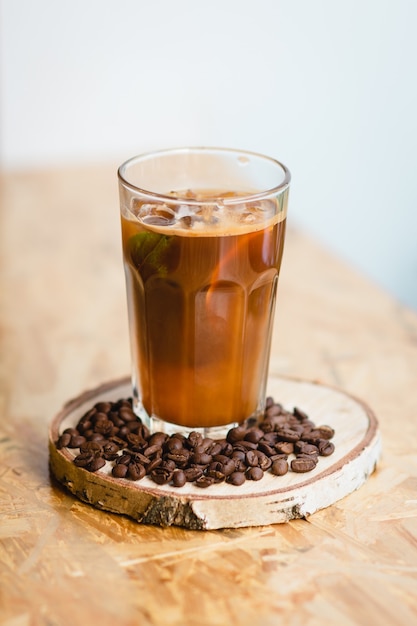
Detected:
[117,146,291,206]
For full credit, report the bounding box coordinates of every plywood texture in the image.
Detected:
[1,166,417,625]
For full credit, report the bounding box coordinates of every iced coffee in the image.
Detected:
[118,149,290,435]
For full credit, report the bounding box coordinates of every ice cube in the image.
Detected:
[138,203,176,227]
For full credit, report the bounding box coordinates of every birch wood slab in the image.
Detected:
[49,375,381,530]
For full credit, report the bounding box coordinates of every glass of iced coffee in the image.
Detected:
[118,148,290,437]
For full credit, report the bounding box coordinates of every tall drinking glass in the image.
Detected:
[118,148,290,437]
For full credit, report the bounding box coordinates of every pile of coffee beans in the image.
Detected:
[56,397,335,488]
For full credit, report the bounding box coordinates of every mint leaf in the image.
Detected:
[129,232,175,278]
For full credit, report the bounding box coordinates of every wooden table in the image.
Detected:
[1,166,417,625]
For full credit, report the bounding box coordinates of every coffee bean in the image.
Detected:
[301,430,322,443]
[94,401,112,413]
[171,433,187,445]
[212,454,230,464]
[149,432,168,447]
[88,432,106,442]
[80,441,103,455]
[116,398,132,409]
[126,433,146,451]
[63,427,79,436]
[125,422,141,433]
[172,470,186,488]
[210,442,223,456]
[274,441,294,455]
[87,457,106,472]
[226,426,247,444]
[110,435,126,448]
[276,429,300,443]
[118,407,136,422]
[265,405,282,417]
[117,426,129,439]
[135,424,150,440]
[235,440,258,451]
[146,457,162,473]
[167,450,190,466]
[112,463,128,478]
[187,431,203,448]
[296,452,319,463]
[69,435,87,448]
[232,449,246,461]
[291,457,317,473]
[257,442,275,456]
[246,467,263,481]
[56,433,71,449]
[206,469,225,483]
[208,461,224,473]
[221,441,233,456]
[265,396,275,409]
[260,432,279,445]
[316,425,335,440]
[227,472,246,486]
[131,451,150,466]
[102,442,120,460]
[150,467,174,485]
[73,452,94,467]
[244,428,264,444]
[165,437,183,453]
[270,453,288,462]
[234,459,247,472]
[221,459,236,477]
[108,411,122,425]
[293,406,309,421]
[128,462,146,480]
[116,453,132,465]
[294,441,319,456]
[93,412,109,424]
[144,444,163,458]
[271,459,289,476]
[64,395,337,489]
[190,452,212,465]
[184,467,203,482]
[317,440,335,456]
[203,438,217,453]
[195,475,215,488]
[246,450,259,467]
[77,420,92,433]
[256,451,272,471]
[290,424,305,436]
[259,419,274,433]
[161,459,176,471]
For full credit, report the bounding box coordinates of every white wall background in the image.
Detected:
[1,0,416,309]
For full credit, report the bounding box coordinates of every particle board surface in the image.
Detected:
[2,166,417,626]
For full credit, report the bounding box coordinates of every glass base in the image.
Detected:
[133,401,239,440]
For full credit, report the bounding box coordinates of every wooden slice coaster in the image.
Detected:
[49,376,381,530]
